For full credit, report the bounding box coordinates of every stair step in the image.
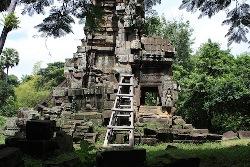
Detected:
[118,83,134,86]
[120,74,134,77]
[107,125,134,130]
[115,114,131,117]
[118,105,131,107]
[112,108,134,112]
[117,93,133,97]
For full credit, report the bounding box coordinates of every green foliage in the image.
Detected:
[0,116,6,128]
[7,74,19,86]
[1,12,20,30]
[36,62,65,90]
[0,80,17,116]
[23,157,43,167]
[35,9,75,38]
[0,48,19,76]
[75,140,96,167]
[15,75,49,108]
[145,92,157,106]
[176,40,250,133]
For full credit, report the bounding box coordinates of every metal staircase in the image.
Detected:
[103,74,135,147]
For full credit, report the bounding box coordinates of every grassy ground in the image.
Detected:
[137,139,250,167]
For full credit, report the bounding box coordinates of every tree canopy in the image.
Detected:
[176,40,250,132]
[0,48,19,78]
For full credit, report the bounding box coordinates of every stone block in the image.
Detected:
[173,134,193,140]
[118,54,129,62]
[53,87,66,97]
[207,134,222,141]
[0,147,24,167]
[192,133,207,141]
[84,133,98,143]
[5,138,57,158]
[172,125,182,130]
[26,120,56,140]
[156,132,173,142]
[70,79,82,89]
[173,118,186,126]
[192,129,209,135]
[172,128,193,134]
[128,54,134,62]
[183,124,193,130]
[109,94,116,100]
[96,148,146,167]
[104,101,114,109]
[143,128,157,137]
[102,110,112,119]
[74,112,102,120]
[222,131,238,140]
[237,131,250,139]
[55,131,73,152]
[140,138,159,146]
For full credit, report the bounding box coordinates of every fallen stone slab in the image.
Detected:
[237,131,250,139]
[207,134,222,141]
[96,148,146,167]
[0,147,24,167]
[222,131,239,140]
[5,137,57,159]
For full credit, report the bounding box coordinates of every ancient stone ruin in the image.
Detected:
[5,0,222,145]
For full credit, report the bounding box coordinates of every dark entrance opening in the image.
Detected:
[140,87,160,106]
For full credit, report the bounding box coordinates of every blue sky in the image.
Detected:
[1,0,249,79]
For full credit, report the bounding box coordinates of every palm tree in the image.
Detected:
[0,48,19,81]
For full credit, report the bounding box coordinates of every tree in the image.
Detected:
[15,75,49,108]
[177,40,250,133]
[180,0,250,46]
[0,48,19,80]
[36,61,65,90]
[0,79,17,116]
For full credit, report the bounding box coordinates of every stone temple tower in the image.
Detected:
[40,0,179,139]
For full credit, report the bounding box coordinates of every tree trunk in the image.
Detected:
[0,0,18,55]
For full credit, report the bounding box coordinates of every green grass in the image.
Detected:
[137,139,250,167]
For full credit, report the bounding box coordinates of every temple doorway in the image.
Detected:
[140,87,160,106]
